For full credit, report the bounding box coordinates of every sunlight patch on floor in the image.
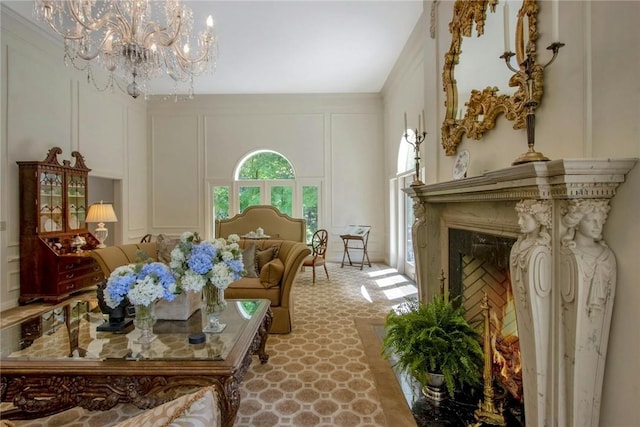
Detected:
[375,275,409,288]
[383,284,418,300]
[367,268,398,278]
[360,285,373,303]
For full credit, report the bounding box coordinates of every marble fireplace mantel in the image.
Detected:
[404,158,637,427]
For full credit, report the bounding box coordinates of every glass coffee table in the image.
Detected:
[0,297,272,427]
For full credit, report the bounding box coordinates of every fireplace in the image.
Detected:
[405,158,636,427]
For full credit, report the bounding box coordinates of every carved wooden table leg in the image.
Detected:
[219,376,240,427]
[255,307,273,364]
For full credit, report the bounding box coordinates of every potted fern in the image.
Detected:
[381,293,484,399]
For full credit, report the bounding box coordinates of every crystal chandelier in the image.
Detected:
[34,0,217,98]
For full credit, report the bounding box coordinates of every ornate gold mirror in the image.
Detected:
[441,0,541,155]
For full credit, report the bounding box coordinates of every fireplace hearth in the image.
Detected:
[406,158,636,427]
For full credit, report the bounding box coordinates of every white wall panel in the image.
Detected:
[126,106,148,239]
[331,113,383,225]
[205,113,324,179]
[78,86,126,178]
[151,115,200,230]
[6,46,72,161]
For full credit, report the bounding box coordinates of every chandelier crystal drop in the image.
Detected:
[35,0,217,98]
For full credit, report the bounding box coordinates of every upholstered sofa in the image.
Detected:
[224,239,310,333]
[89,238,310,334]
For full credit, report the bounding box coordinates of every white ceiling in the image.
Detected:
[3,0,424,95]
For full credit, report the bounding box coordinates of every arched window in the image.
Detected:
[236,150,295,180]
[212,150,320,242]
[235,150,295,215]
[397,129,415,174]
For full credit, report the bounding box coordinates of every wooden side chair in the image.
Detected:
[140,234,152,243]
[302,229,329,284]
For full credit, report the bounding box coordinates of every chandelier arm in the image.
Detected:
[66,1,110,34]
[170,34,215,67]
[143,16,183,48]
[66,42,101,62]
[111,1,134,41]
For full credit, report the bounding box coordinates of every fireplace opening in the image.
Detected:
[448,228,525,424]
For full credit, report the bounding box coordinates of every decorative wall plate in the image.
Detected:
[452,149,470,180]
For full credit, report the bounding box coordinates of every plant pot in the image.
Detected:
[422,372,448,402]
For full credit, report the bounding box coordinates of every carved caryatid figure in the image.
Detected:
[561,200,616,313]
[509,199,552,427]
[510,199,552,304]
[560,199,616,427]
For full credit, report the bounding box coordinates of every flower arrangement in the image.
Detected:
[104,262,177,308]
[170,231,245,292]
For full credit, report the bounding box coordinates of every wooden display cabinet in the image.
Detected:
[17,147,104,304]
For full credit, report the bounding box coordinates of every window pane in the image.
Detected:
[213,186,230,220]
[239,186,261,212]
[270,186,292,216]
[302,185,319,243]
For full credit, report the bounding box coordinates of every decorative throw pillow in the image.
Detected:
[157,234,179,264]
[255,245,280,275]
[113,386,220,427]
[242,243,258,278]
[260,258,285,288]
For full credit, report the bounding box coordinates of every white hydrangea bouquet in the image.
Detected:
[169,231,245,292]
[104,261,177,309]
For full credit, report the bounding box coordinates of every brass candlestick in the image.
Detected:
[472,293,506,426]
[502,42,564,165]
[404,112,427,186]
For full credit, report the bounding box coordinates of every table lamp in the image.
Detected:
[86,201,118,248]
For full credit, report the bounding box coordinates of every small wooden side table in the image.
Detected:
[340,226,372,270]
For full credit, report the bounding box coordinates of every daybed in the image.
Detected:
[215,205,307,242]
[89,237,309,334]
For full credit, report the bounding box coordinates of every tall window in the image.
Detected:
[302,185,319,242]
[212,150,321,242]
[389,131,417,278]
[213,185,230,220]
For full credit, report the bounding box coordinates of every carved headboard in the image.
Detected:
[215,205,306,243]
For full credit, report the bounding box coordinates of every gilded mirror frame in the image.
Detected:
[441,0,542,155]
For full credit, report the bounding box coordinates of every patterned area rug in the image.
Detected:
[3,262,418,426]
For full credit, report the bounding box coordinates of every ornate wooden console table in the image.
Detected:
[0,298,272,427]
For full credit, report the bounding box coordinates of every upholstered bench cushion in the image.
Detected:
[113,386,220,427]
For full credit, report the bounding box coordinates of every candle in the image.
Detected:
[552,0,559,41]
[404,112,408,132]
[418,114,422,134]
[422,110,426,133]
[503,3,510,52]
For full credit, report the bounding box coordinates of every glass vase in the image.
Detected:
[133,303,157,344]
[201,285,227,333]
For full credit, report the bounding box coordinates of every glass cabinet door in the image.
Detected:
[67,174,86,230]
[39,172,63,233]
